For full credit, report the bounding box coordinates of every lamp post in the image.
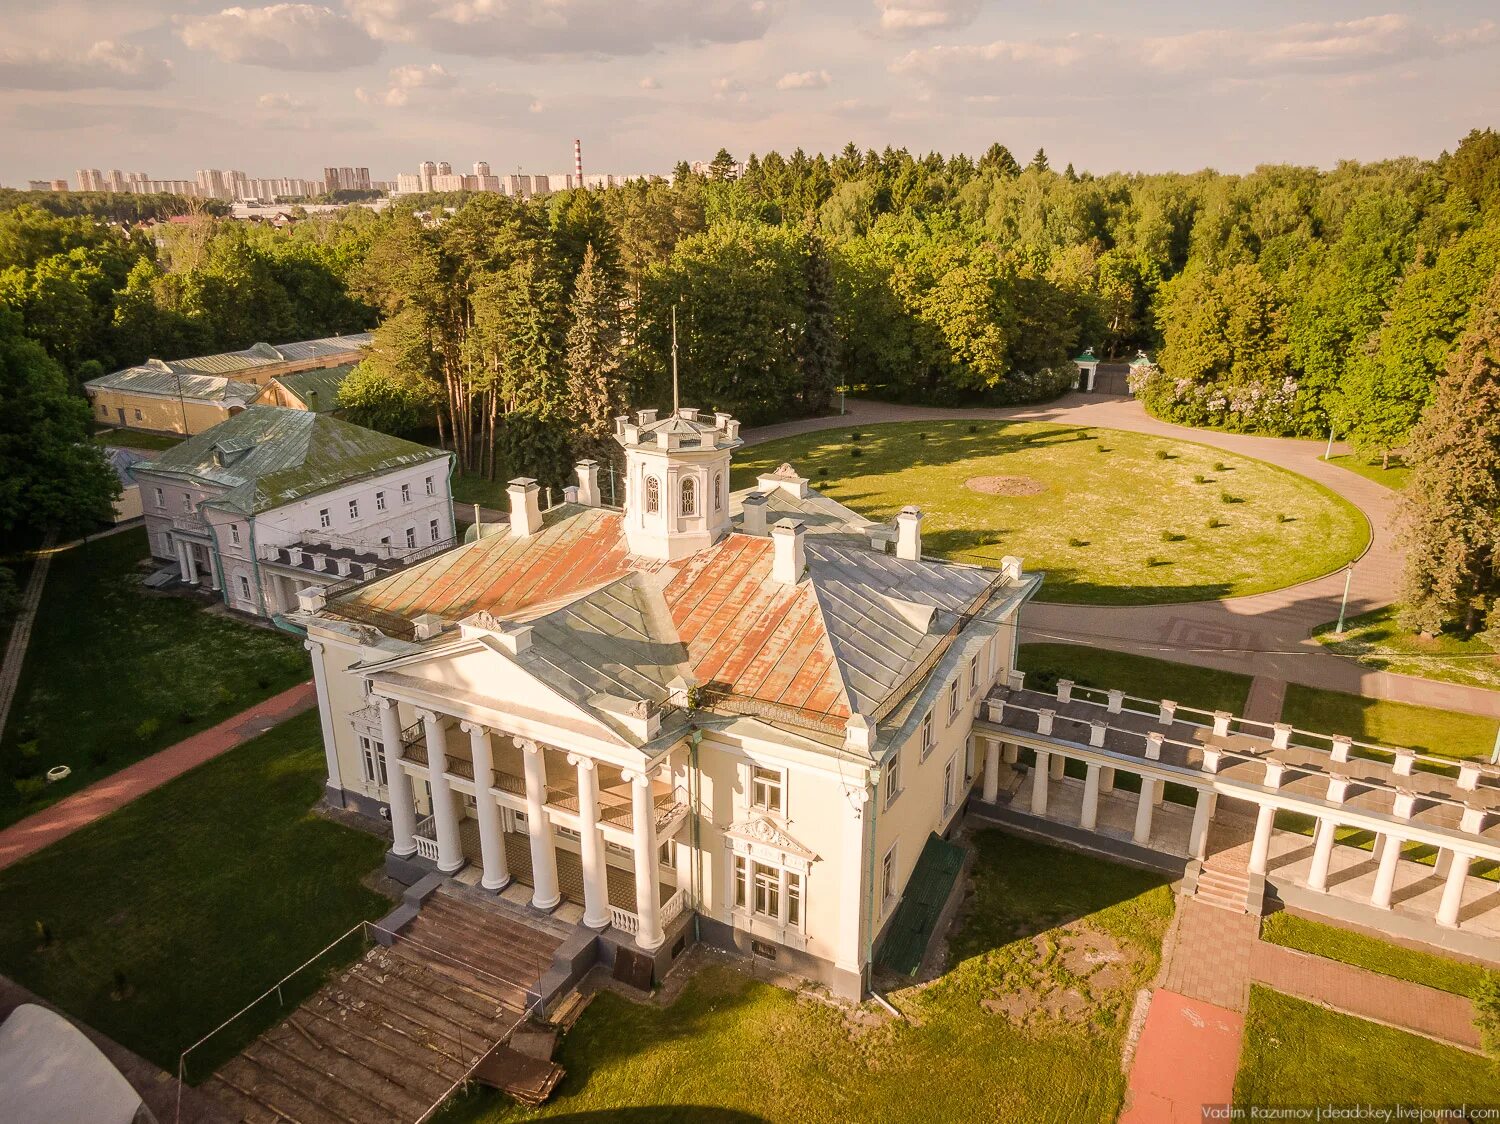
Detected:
[1333,564,1354,637]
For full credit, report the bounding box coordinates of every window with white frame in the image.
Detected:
[375,490,386,511]
[680,476,696,516]
[919,710,934,759]
[358,735,389,786]
[319,507,330,528]
[884,748,902,808]
[429,518,439,542]
[401,482,411,503]
[968,655,979,698]
[425,475,434,496]
[732,854,804,930]
[405,526,416,549]
[154,487,164,509]
[228,523,239,546]
[236,574,251,601]
[882,844,898,906]
[943,756,958,814]
[181,493,192,512]
[947,679,960,723]
[751,766,784,815]
[348,498,359,520]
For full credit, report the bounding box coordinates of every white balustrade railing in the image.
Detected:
[661,887,686,926]
[608,905,639,934]
[413,814,440,862]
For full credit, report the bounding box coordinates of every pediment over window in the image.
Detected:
[726,815,819,871]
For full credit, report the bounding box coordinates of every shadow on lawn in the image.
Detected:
[529,1110,765,1123]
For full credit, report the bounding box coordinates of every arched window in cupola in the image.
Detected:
[645,475,661,514]
[714,472,723,510]
[681,476,697,516]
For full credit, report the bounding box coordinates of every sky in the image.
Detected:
[1,0,1498,186]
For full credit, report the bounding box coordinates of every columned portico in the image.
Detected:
[419,709,464,874]
[568,753,612,930]
[624,768,664,951]
[461,722,510,891]
[378,697,417,857]
[520,740,562,911]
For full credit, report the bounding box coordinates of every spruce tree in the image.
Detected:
[563,244,624,463]
[1397,272,1500,635]
[1029,148,1050,173]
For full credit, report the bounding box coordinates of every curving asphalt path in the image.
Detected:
[744,393,1500,720]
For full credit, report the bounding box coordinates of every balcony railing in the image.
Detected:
[413,815,439,862]
[609,887,686,935]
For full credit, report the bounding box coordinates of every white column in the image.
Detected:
[1048,753,1065,780]
[184,542,200,584]
[463,722,510,891]
[1436,850,1472,928]
[1307,817,1338,893]
[1081,763,1101,831]
[1248,804,1276,876]
[421,710,463,873]
[1002,742,1018,765]
[568,753,611,929]
[176,538,192,582]
[625,768,664,950]
[1188,789,1216,860]
[303,639,343,797]
[1134,778,1156,844]
[836,783,871,978]
[1370,833,1402,910]
[521,740,561,910]
[982,740,1000,803]
[378,697,417,857]
[1031,750,1050,816]
[1099,767,1116,794]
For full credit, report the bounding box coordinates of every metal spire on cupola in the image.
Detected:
[671,303,680,415]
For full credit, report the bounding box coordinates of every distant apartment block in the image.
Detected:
[323,166,372,194]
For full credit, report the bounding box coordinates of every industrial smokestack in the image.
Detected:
[574,138,583,187]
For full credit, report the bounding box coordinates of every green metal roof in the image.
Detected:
[875,832,966,978]
[133,405,448,515]
[271,364,356,412]
[1072,347,1097,364]
[1129,350,1154,368]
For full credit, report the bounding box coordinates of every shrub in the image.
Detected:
[177,709,196,725]
[255,675,272,690]
[1068,537,1088,548]
[816,467,828,477]
[1276,513,1292,523]
[17,739,39,761]
[1193,473,1206,484]
[849,447,863,459]
[213,685,237,709]
[848,431,862,440]
[967,424,979,434]
[1213,462,1229,473]
[1155,449,1170,460]
[134,717,161,741]
[1475,973,1500,1058]
[917,432,927,441]
[1207,516,1226,529]
[1161,531,1185,543]
[1220,492,1242,504]
[1146,555,1170,568]
[1096,445,1110,453]
[12,776,45,802]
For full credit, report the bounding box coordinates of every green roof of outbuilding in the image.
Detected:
[272,364,356,412]
[875,832,966,977]
[1072,348,1097,363]
[134,405,448,515]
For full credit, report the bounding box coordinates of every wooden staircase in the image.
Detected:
[208,890,565,1124]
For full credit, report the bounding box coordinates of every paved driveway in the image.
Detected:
[745,394,1500,719]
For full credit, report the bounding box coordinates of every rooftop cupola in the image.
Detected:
[615,405,741,560]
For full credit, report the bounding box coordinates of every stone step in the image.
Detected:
[402,912,556,980]
[418,894,563,963]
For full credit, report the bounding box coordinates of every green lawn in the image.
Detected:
[0,711,392,1075]
[1281,682,1499,760]
[1314,604,1500,691]
[93,429,184,451]
[450,471,512,510]
[1235,987,1499,1103]
[737,420,1369,605]
[1260,912,1494,997]
[443,831,1174,1124]
[1273,807,1500,883]
[1018,642,1253,715]
[1328,452,1411,491]
[0,528,310,829]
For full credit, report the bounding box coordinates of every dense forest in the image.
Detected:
[3,128,1500,626]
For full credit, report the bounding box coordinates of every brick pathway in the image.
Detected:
[1159,898,1260,1012]
[1120,990,1244,1124]
[744,395,1500,718]
[1243,676,1287,724]
[0,681,315,871]
[1250,941,1482,1051]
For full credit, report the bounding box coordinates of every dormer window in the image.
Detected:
[645,476,660,514]
[681,476,696,516]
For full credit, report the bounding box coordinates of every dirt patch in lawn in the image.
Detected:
[965,474,1047,497]
[980,923,1138,1032]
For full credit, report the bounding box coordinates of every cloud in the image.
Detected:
[639,76,660,90]
[179,4,380,71]
[256,92,310,111]
[344,0,776,59]
[891,14,1497,94]
[874,0,980,37]
[355,63,455,107]
[776,69,830,90]
[0,40,171,91]
[712,76,748,104]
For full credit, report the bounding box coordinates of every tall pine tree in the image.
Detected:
[1397,271,1500,635]
[563,244,624,463]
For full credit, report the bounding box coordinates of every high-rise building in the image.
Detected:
[26,180,51,192]
[436,160,452,176]
[322,166,372,194]
[75,168,104,191]
[418,161,436,192]
[429,173,465,192]
[473,160,491,178]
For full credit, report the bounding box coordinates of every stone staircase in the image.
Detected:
[1193,863,1253,914]
[208,889,565,1124]
[1188,817,1262,917]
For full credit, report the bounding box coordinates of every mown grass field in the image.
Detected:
[1281,682,1499,760]
[1314,604,1500,691]
[1236,987,1500,1103]
[442,832,1175,1124]
[1018,642,1253,715]
[1328,452,1412,491]
[737,420,1369,605]
[0,528,309,828]
[0,711,392,1075]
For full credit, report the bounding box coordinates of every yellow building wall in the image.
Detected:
[89,390,235,436]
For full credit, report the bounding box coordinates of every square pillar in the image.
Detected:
[463,723,511,891]
[1081,763,1101,831]
[378,698,417,857]
[421,710,464,874]
[521,740,561,910]
[625,768,665,950]
[568,753,611,929]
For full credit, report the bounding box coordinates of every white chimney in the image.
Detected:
[741,491,769,536]
[771,518,806,584]
[296,586,326,613]
[844,713,875,753]
[563,485,579,503]
[895,506,923,561]
[637,408,658,426]
[507,478,542,537]
[575,459,600,506]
